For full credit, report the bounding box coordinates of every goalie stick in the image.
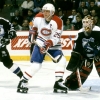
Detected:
[33,40,57,62]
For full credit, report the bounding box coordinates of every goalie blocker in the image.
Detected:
[66,51,83,71]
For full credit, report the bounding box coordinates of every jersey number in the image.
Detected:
[54,32,60,38]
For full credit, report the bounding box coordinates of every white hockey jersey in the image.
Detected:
[33,12,63,50]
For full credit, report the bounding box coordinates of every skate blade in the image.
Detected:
[53,89,68,93]
[17,88,28,93]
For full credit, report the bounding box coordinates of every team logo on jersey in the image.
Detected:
[41,28,51,36]
[82,37,94,53]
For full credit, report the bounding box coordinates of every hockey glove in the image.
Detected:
[8,30,17,39]
[40,40,53,54]
[93,45,100,56]
[28,27,37,43]
[0,37,10,47]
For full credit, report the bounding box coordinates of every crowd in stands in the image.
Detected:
[4,0,100,31]
[0,0,5,12]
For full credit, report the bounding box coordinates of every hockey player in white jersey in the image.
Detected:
[17,3,68,93]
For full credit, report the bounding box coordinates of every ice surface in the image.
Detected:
[0,61,100,100]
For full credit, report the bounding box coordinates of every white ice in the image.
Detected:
[0,61,100,100]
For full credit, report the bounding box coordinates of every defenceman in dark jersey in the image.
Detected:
[0,17,23,78]
[64,15,100,90]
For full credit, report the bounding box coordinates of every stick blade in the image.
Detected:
[79,87,91,93]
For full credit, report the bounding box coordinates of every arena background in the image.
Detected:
[7,31,78,61]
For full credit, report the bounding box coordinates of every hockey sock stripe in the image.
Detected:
[55,76,63,77]
[17,71,23,78]
[80,72,87,78]
[82,66,92,72]
[96,68,100,72]
[95,62,100,66]
[13,67,20,74]
[23,76,28,81]
[55,71,64,73]
[25,72,32,78]
[55,71,64,77]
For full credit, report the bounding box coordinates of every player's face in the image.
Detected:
[42,10,52,21]
[82,19,93,33]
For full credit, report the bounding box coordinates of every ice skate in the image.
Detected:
[17,79,28,93]
[53,79,68,93]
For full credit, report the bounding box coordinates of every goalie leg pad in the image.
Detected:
[65,59,93,90]
[94,55,100,76]
[64,72,79,90]
[66,52,82,71]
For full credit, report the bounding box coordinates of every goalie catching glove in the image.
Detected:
[40,40,53,54]
[66,51,83,71]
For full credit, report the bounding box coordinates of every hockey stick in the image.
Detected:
[76,68,90,92]
[33,40,57,62]
[76,68,83,91]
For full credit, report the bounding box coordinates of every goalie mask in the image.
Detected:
[82,15,94,36]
